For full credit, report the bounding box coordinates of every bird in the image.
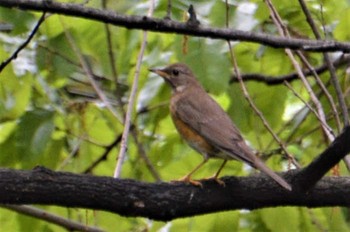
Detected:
[149,63,291,191]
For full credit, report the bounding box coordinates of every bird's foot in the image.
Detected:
[203,175,226,187]
[171,175,203,187]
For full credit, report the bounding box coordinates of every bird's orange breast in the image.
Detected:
[170,112,215,156]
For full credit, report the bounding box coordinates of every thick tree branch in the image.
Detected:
[1,0,350,52]
[0,126,349,221]
[0,167,350,222]
[293,126,350,191]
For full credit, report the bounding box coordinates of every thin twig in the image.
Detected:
[114,0,155,178]
[0,12,46,72]
[284,81,333,134]
[224,2,299,168]
[297,53,341,132]
[264,0,334,143]
[1,204,104,232]
[293,51,335,141]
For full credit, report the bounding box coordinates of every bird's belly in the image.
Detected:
[171,114,233,160]
[171,115,213,154]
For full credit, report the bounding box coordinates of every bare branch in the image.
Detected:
[0,12,45,72]
[114,0,155,178]
[230,55,350,85]
[1,0,350,52]
[1,205,104,232]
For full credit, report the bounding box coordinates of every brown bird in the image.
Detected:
[149,63,291,191]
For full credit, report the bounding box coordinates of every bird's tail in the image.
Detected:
[253,158,292,191]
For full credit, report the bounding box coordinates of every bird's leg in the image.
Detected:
[174,158,208,187]
[204,160,227,186]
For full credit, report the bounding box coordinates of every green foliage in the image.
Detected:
[0,8,36,34]
[0,70,32,121]
[259,207,300,232]
[175,38,232,94]
[16,109,55,166]
[0,0,350,231]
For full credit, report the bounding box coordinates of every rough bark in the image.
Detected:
[0,167,349,221]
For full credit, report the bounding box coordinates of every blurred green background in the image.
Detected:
[0,0,349,231]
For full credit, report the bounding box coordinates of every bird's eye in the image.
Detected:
[172,69,179,76]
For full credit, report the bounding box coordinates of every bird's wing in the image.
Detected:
[173,90,256,165]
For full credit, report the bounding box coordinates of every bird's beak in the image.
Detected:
[149,68,170,79]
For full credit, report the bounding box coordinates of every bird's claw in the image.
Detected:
[171,176,203,187]
[203,175,226,187]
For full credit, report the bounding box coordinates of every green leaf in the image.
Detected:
[326,208,350,231]
[0,70,32,121]
[174,38,231,94]
[16,109,55,166]
[0,121,16,143]
[260,207,299,232]
[0,8,36,34]
[334,9,350,41]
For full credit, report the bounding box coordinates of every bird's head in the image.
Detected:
[149,63,198,93]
